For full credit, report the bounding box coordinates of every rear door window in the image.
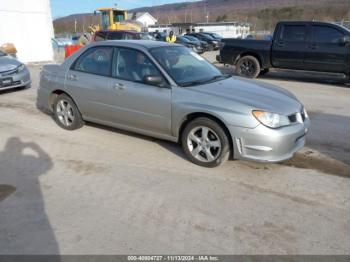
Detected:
[73,46,113,76]
[94,31,107,42]
[107,32,123,40]
[311,26,344,43]
[281,25,307,41]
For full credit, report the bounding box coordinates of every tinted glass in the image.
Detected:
[184,35,198,42]
[177,36,190,43]
[94,31,107,42]
[73,47,113,76]
[282,25,306,41]
[101,11,110,30]
[151,46,222,86]
[107,32,123,40]
[199,33,214,40]
[312,26,344,43]
[113,48,163,83]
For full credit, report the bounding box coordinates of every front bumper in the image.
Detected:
[228,118,310,162]
[0,67,31,91]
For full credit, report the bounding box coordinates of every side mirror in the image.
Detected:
[339,36,350,45]
[143,75,167,87]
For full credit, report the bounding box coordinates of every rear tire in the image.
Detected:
[235,55,261,78]
[53,94,84,130]
[181,117,230,167]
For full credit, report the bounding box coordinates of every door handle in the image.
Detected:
[113,83,126,91]
[277,42,285,47]
[68,74,78,81]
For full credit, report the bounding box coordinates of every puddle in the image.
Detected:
[280,151,350,178]
[0,184,16,202]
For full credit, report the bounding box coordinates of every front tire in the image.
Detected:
[53,94,84,130]
[181,117,230,167]
[235,55,261,78]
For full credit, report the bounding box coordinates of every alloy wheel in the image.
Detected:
[186,126,222,162]
[56,99,75,127]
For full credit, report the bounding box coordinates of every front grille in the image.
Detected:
[288,111,304,124]
[0,68,18,77]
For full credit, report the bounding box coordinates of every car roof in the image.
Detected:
[91,40,183,49]
[95,30,139,34]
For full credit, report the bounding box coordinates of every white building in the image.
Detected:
[0,0,54,63]
[129,12,158,28]
[148,22,250,38]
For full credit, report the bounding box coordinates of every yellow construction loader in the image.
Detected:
[90,7,141,33]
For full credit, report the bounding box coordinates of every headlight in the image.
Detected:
[17,64,25,72]
[252,110,290,128]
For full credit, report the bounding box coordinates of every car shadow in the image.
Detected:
[280,111,350,178]
[87,111,350,178]
[214,63,350,88]
[86,122,189,162]
[0,137,59,256]
[258,69,349,88]
[0,86,29,95]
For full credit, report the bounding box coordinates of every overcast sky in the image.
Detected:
[50,0,196,18]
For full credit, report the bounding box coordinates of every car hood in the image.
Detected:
[0,55,21,72]
[187,76,302,116]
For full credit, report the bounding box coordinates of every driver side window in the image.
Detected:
[112,47,163,84]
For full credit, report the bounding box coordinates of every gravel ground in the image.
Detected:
[0,52,349,254]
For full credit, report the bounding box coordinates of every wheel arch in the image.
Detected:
[49,90,77,111]
[235,52,264,68]
[178,112,234,159]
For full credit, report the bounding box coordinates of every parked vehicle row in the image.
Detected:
[90,30,221,54]
[38,40,309,167]
[217,21,350,80]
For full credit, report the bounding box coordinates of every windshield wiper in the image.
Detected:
[181,74,230,87]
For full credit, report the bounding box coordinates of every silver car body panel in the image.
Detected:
[38,40,309,162]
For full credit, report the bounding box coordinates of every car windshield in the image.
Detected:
[177,36,190,43]
[200,33,215,40]
[184,35,199,42]
[210,33,222,38]
[150,46,227,87]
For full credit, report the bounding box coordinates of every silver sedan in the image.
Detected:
[38,41,310,167]
[0,50,31,91]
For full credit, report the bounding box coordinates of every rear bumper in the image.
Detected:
[228,118,310,162]
[36,86,51,112]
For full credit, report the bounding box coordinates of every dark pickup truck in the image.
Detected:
[217,21,350,79]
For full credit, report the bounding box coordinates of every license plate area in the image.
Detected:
[0,77,13,88]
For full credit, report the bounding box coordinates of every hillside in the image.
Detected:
[53,0,350,34]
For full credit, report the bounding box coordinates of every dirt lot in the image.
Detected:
[0,52,350,254]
